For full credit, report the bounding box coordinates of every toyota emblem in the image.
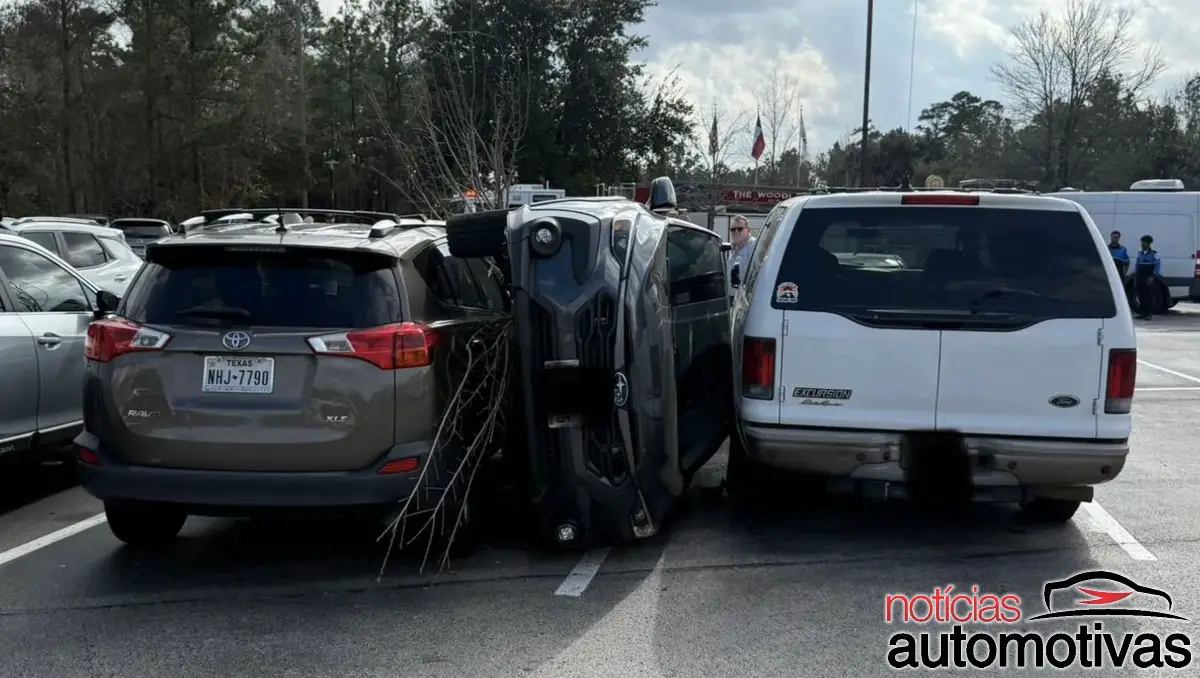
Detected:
[613,372,629,407]
[222,330,252,350]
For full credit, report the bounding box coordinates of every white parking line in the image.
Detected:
[1081,502,1156,561]
[0,513,107,568]
[1137,359,1200,386]
[554,547,611,597]
[1135,386,1200,392]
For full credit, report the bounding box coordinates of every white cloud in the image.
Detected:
[312,0,1200,160]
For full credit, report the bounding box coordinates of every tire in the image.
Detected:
[446,210,509,259]
[105,502,186,547]
[1020,497,1081,523]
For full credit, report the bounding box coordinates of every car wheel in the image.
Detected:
[446,211,509,259]
[1020,497,1081,524]
[104,502,186,547]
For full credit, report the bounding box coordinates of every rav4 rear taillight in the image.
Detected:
[1104,348,1137,414]
[741,336,776,400]
[306,322,439,370]
[85,317,172,362]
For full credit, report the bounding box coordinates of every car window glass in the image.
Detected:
[435,243,486,308]
[465,258,509,311]
[772,206,1115,318]
[0,245,93,312]
[667,226,727,304]
[23,231,59,256]
[62,232,108,268]
[98,237,140,262]
[122,246,400,328]
[744,205,785,295]
[413,245,462,306]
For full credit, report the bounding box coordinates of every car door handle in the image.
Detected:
[36,333,63,347]
[114,275,128,282]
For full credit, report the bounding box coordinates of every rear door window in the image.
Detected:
[121,245,401,328]
[23,231,61,256]
[62,232,109,268]
[772,206,1116,319]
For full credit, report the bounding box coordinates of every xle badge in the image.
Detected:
[775,282,798,303]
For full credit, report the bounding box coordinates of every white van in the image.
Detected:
[1047,180,1200,309]
[728,191,1137,523]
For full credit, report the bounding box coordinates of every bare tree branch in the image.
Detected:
[755,65,801,182]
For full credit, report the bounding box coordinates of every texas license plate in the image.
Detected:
[202,356,275,394]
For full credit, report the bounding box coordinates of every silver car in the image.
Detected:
[0,232,116,465]
[9,219,143,295]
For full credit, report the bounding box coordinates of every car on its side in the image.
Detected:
[8,219,143,295]
[728,190,1136,523]
[444,177,735,549]
[0,231,117,468]
[75,208,513,553]
[109,218,173,257]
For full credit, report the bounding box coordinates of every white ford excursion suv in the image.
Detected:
[727,190,1136,522]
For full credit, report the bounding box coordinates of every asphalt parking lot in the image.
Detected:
[4,309,1200,677]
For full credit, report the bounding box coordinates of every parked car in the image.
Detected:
[0,231,117,467]
[109,218,173,257]
[62,213,111,227]
[445,177,735,549]
[727,190,1136,522]
[9,219,143,295]
[75,208,513,551]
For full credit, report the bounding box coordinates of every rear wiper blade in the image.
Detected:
[174,305,252,320]
[971,287,1060,303]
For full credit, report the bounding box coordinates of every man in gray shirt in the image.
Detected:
[727,214,756,292]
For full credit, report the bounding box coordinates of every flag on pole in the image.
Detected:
[798,106,808,160]
[709,106,719,156]
[751,113,766,161]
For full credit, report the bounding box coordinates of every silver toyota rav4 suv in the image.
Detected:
[76,209,513,552]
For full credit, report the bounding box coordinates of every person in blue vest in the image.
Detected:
[1133,234,1161,320]
[1108,230,1130,277]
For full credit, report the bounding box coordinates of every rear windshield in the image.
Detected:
[771,206,1116,319]
[112,221,170,237]
[122,246,401,328]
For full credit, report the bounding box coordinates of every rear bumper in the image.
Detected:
[74,430,430,516]
[742,423,1128,490]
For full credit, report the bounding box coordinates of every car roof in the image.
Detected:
[10,220,125,237]
[111,217,171,226]
[151,218,447,258]
[777,190,1084,212]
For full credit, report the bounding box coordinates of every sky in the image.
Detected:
[316,0,1200,161]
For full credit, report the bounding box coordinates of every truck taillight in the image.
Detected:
[306,322,439,370]
[1104,349,1137,414]
[85,317,172,362]
[741,337,776,400]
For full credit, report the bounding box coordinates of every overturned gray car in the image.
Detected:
[446,178,735,548]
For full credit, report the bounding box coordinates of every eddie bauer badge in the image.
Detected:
[775,281,798,303]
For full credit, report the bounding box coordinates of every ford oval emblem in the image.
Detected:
[222,330,252,351]
[1049,395,1080,408]
[613,372,629,407]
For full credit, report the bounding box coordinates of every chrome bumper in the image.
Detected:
[742,424,1128,491]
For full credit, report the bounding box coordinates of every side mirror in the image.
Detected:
[94,289,120,320]
[720,242,733,253]
[730,263,741,288]
[647,176,677,213]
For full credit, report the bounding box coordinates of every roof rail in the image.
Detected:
[195,207,403,226]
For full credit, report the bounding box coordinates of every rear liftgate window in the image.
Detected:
[771,206,1116,323]
[122,245,401,328]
